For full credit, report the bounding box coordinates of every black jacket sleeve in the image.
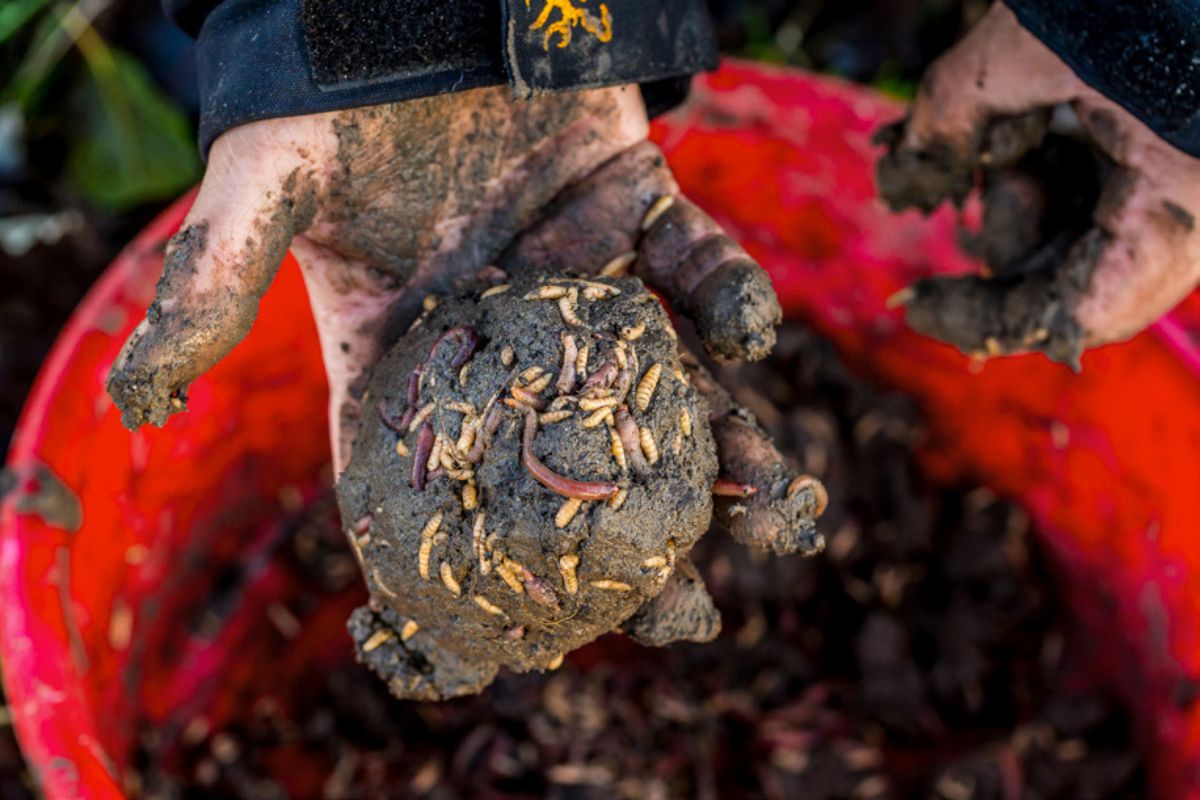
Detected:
[1004,0,1200,157]
[161,0,717,157]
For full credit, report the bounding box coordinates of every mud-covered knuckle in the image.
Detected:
[498,141,677,276]
[710,412,825,556]
[688,258,781,362]
[623,559,720,647]
[903,229,1108,366]
[876,131,976,213]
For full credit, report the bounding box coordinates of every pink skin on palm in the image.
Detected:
[106,83,823,604]
[878,4,1200,363]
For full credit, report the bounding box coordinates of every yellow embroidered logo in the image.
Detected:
[525,0,613,51]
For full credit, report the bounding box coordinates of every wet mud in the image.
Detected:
[876,111,1114,366]
[337,273,719,699]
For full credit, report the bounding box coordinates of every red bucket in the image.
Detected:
[3,62,1199,799]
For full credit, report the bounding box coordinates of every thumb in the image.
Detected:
[106,126,320,429]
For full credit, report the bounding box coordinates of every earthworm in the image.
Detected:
[411,421,435,490]
[397,369,421,429]
[425,325,481,370]
[614,406,649,474]
[556,335,578,395]
[712,479,758,497]
[583,359,618,390]
[378,401,409,435]
[522,409,619,501]
[467,406,502,464]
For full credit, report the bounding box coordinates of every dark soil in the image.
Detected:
[134,321,1144,800]
[338,274,719,700]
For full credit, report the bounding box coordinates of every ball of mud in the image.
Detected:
[338,273,719,700]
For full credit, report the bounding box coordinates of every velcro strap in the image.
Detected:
[301,0,715,96]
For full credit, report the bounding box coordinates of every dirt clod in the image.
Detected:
[337,273,719,699]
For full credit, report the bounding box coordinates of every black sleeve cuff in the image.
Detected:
[1005,0,1200,158]
[192,0,717,157]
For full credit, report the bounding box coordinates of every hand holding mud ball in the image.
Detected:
[878,2,1200,366]
[102,30,828,690]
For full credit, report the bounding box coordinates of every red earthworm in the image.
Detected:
[398,369,421,429]
[583,359,618,390]
[378,401,409,435]
[425,325,481,370]
[556,335,578,395]
[712,479,759,497]
[467,406,503,464]
[521,568,561,610]
[510,385,546,410]
[613,405,649,473]
[411,422,435,490]
[522,409,619,501]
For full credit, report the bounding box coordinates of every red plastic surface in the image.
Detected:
[2,61,1197,798]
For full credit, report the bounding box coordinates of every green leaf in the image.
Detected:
[66,45,200,211]
[0,0,48,47]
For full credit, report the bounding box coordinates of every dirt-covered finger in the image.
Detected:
[899,154,1200,363]
[498,141,781,362]
[106,141,320,429]
[682,351,826,556]
[876,3,1081,213]
[635,196,781,362]
[622,558,720,647]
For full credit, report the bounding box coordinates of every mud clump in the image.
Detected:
[337,273,719,700]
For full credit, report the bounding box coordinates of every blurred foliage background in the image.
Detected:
[0,1,982,796]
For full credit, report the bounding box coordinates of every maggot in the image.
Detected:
[641,194,675,230]
[579,395,619,412]
[581,407,613,428]
[420,511,444,541]
[608,487,628,510]
[639,426,660,465]
[395,439,410,457]
[635,363,662,411]
[473,595,506,616]
[362,629,394,653]
[480,283,511,299]
[591,579,633,592]
[524,284,569,301]
[400,620,420,641]
[610,427,627,471]
[556,497,584,528]
[547,654,564,670]
[598,251,636,278]
[558,288,582,326]
[539,410,573,424]
[520,366,545,383]
[426,434,445,472]
[679,407,692,438]
[525,372,554,394]
[472,512,487,558]
[575,343,589,376]
[440,561,462,596]
[501,345,515,367]
[418,537,434,580]
[494,560,525,594]
[621,320,646,341]
[408,403,435,433]
[462,481,478,511]
[558,553,580,595]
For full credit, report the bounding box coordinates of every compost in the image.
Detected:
[129,321,1145,800]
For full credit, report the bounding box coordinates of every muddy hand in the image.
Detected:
[876,3,1200,366]
[106,85,789,507]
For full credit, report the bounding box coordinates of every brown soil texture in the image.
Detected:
[337,274,718,700]
[135,322,1144,800]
